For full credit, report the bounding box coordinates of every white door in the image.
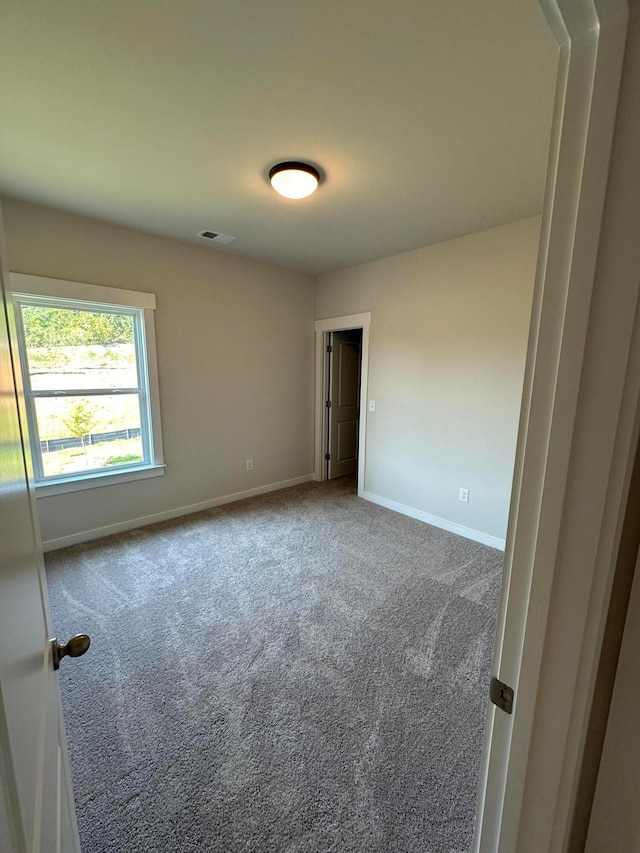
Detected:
[327,330,361,479]
[0,206,81,852]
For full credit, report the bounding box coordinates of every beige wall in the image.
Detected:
[2,198,316,545]
[4,198,538,547]
[316,217,539,543]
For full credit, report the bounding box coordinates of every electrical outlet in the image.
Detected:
[246,459,253,471]
[459,487,469,503]
[369,400,376,412]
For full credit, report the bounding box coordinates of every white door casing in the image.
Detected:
[0,203,80,851]
[475,1,639,850]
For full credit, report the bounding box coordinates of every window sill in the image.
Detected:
[35,464,166,497]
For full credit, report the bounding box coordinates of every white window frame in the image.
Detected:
[10,273,165,496]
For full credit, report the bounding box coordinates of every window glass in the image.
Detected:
[11,281,163,492]
[35,394,144,478]
[22,306,139,391]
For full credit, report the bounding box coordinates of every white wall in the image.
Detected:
[316,217,540,544]
[2,198,316,547]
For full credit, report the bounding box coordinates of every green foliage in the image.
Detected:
[22,306,134,348]
[41,437,142,477]
[27,348,71,369]
[105,453,143,466]
[62,400,98,440]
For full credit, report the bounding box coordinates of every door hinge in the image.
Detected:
[326,400,332,408]
[490,676,514,715]
[326,344,333,353]
[325,452,331,460]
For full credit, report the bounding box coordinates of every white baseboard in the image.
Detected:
[359,489,506,551]
[42,474,315,552]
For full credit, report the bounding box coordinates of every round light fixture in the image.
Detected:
[269,161,320,199]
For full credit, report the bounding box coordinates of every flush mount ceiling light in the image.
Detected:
[269,161,320,199]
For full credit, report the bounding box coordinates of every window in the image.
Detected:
[11,274,164,495]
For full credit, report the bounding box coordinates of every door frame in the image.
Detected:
[314,313,371,489]
[475,0,637,850]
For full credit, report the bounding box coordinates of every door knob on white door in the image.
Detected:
[50,634,91,670]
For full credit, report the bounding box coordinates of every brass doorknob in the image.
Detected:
[51,634,91,670]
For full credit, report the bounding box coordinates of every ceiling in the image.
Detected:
[0,1,558,276]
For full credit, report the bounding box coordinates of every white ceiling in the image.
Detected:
[0,1,558,276]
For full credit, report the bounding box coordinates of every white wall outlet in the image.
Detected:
[459,487,470,503]
[246,459,253,471]
[369,400,376,412]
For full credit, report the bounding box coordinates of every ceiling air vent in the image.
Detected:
[197,229,236,244]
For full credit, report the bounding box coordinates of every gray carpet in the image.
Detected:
[45,476,502,853]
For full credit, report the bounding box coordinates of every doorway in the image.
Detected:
[1,4,636,850]
[325,329,362,480]
[314,313,371,491]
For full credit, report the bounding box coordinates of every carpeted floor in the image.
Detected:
[45,476,503,853]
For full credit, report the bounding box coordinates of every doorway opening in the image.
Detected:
[325,328,362,481]
[314,313,371,491]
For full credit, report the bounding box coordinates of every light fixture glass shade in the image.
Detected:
[269,162,319,199]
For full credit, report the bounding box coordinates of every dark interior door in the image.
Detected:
[327,329,362,479]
